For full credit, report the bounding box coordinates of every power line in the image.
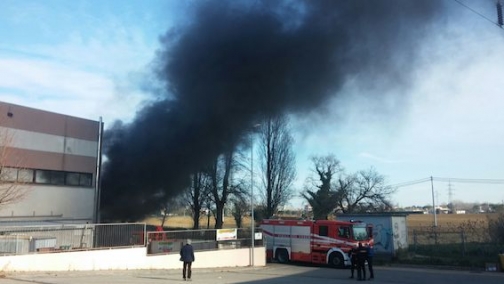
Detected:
[433,177,504,184]
[452,0,502,28]
[390,177,504,188]
[389,178,430,188]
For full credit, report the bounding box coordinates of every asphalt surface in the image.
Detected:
[2,263,504,284]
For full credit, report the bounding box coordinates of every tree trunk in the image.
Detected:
[215,201,224,229]
[192,207,201,229]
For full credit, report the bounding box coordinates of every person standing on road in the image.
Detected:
[356,242,368,281]
[366,244,374,280]
[348,246,358,279]
[180,239,195,281]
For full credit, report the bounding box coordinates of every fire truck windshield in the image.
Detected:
[352,226,368,241]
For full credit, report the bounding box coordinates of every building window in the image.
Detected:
[65,172,80,186]
[51,171,65,185]
[0,168,34,183]
[0,167,18,182]
[65,172,92,187]
[17,168,92,187]
[79,173,92,187]
[18,169,34,182]
[35,170,51,184]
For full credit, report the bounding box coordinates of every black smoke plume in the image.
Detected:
[100,0,446,221]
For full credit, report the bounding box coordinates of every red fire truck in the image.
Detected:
[261,219,373,268]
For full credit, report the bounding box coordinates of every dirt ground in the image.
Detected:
[407,213,493,228]
[144,215,254,229]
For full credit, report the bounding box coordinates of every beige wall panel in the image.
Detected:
[0,126,98,157]
[0,101,99,141]
[2,147,96,173]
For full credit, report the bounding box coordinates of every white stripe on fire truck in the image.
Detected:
[262,230,359,247]
[262,231,311,239]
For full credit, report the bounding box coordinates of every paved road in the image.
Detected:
[2,263,503,284]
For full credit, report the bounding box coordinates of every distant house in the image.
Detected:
[435,207,449,214]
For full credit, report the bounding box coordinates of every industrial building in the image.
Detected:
[0,101,102,224]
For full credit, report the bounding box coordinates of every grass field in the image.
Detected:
[144,215,254,229]
[407,213,493,228]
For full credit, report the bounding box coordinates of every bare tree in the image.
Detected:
[335,167,395,213]
[301,154,341,220]
[204,191,214,229]
[0,128,28,206]
[208,150,240,229]
[230,193,248,228]
[258,115,296,219]
[183,170,211,229]
[159,195,186,227]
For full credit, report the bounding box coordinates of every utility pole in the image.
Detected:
[431,176,438,227]
[448,180,454,213]
[249,124,260,266]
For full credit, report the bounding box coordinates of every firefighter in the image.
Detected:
[348,246,358,279]
[366,244,374,280]
[356,242,368,281]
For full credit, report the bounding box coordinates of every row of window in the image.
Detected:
[0,167,93,187]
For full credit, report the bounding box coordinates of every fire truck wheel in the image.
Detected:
[276,249,289,263]
[329,252,345,268]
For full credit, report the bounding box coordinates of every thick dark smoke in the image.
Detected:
[100,0,446,221]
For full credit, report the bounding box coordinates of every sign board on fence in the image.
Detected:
[216,229,237,241]
[150,241,176,253]
[254,232,262,240]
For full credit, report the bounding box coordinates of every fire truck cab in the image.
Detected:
[261,219,373,268]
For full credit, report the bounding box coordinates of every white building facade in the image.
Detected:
[0,101,101,224]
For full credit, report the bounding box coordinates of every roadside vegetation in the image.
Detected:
[397,213,504,269]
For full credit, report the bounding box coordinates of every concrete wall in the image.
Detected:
[0,247,265,272]
[391,216,408,252]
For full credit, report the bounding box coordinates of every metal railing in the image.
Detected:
[0,223,264,256]
[0,223,146,255]
[146,228,264,255]
[409,226,501,259]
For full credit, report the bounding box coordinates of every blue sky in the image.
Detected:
[2,0,504,208]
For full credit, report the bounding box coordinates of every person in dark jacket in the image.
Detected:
[348,246,358,279]
[180,239,195,281]
[356,242,368,281]
[366,245,374,280]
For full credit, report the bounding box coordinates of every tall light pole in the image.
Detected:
[431,176,437,227]
[250,134,254,266]
[250,124,260,267]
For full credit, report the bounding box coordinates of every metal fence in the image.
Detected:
[0,224,264,256]
[146,228,263,255]
[0,223,146,255]
[409,226,501,259]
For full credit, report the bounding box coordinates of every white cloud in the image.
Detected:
[0,12,165,126]
[358,152,403,164]
[0,57,112,99]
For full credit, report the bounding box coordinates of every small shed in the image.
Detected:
[337,213,409,256]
